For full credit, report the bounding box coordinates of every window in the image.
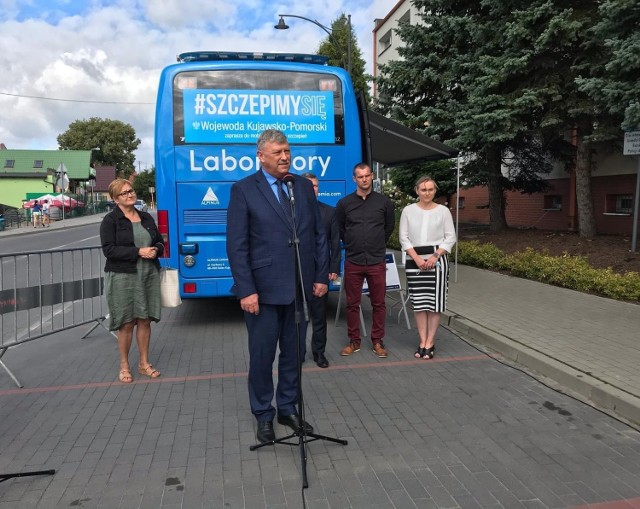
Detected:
[612,194,632,214]
[616,194,633,214]
[604,194,633,215]
[398,10,411,24]
[4,159,14,168]
[543,195,562,210]
[458,197,465,209]
[33,160,44,168]
[616,195,633,214]
[379,30,392,54]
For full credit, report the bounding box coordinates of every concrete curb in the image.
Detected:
[444,312,640,429]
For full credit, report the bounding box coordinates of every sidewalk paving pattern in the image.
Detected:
[446,265,640,429]
[1,215,639,508]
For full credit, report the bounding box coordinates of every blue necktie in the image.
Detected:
[277,180,292,222]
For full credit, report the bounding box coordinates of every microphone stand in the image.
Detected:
[250,178,347,490]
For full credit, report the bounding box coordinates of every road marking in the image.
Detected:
[50,234,100,249]
[0,355,489,397]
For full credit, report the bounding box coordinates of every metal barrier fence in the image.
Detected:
[0,246,112,387]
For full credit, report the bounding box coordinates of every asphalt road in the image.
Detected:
[0,223,100,255]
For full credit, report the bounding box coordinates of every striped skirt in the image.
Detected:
[405,247,450,313]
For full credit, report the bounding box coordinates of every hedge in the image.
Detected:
[386,214,639,302]
[457,241,640,302]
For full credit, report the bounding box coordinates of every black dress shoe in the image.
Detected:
[314,353,329,368]
[277,413,314,433]
[256,421,275,444]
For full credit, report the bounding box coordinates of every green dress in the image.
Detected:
[105,222,161,331]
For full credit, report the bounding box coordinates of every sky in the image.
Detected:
[0,0,400,170]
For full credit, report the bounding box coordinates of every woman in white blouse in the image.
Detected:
[399,176,456,359]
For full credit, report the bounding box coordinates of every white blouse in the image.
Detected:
[399,203,457,253]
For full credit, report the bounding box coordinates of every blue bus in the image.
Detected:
[154,51,372,298]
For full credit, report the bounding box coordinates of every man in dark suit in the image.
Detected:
[302,173,341,368]
[227,130,329,444]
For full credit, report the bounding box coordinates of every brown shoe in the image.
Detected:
[340,342,360,356]
[372,343,388,358]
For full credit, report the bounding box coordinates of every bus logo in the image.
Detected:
[201,187,220,205]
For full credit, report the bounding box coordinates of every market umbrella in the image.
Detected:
[51,194,84,208]
[22,194,83,209]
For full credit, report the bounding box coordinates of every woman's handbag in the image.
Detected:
[160,268,182,307]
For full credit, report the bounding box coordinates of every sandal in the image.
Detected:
[118,368,133,383]
[422,346,435,360]
[414,347,426,359]
[138,364,161,378]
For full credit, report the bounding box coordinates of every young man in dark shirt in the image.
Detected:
[335,163,395,358]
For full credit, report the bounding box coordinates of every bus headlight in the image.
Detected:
[183,255,196,268]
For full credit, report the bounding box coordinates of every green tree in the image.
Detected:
[378,1,630,237]
[576,0,640,131]
[390,160,459,205]
[57,117,141,178]
[504,2,623,238]
[375,1,556,231]
[317,14,370,102]
[133,167,156,204]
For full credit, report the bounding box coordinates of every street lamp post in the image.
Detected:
[275,13,352,75]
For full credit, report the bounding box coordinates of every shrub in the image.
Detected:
[382,180,413,210]
[384,185,413,252]
[454,241,640,302]
[457,240,504,269]
[384,199,640,302]
[387,213,401,251]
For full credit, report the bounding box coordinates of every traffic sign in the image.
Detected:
[624,131,640,156]
[56,163,69,192]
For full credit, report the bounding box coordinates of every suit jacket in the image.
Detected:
[318,201,341,275]
[226,170,329,305]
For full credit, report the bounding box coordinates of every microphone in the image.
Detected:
[282,174,295,204]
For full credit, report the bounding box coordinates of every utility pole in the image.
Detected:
[57,163,68,221]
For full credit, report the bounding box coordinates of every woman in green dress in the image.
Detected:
[100,178,165,383]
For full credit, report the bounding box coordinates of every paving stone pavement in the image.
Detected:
[1,295,640,508]
[445,264,640,428]
[1,215,640,508]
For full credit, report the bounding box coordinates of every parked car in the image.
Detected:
[134,199,148,212]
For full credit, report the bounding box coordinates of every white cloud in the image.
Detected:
[141,0,238,29]
[0,0,399,166]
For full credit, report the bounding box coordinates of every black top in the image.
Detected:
[100,206,165,273]
[335,191,395,265]
[318,201,342,274]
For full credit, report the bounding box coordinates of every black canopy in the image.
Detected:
[367,110,458,166]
